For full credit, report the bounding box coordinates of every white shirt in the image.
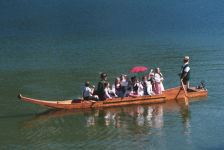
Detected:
[147,82,153,93]
[82,86,92,97]
[131,83,143,91]
[181,62,190,73]
[140,81,149,87]
[111,84,121,93]
[121,79,126,83]
[155,73,164,83]
[141,81,153,94]
[121,81,128,87]
[104,87,113,98]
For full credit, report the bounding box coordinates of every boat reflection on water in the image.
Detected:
[22,97,207,134]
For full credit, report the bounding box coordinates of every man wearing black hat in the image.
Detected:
[98,73,107,101]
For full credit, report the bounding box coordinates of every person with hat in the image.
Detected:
[178,56,191,91]
[97,73,107,101]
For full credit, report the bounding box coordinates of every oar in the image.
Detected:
[181,81,189,105]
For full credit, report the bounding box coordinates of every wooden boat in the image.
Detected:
[163,86,207,100]
[18,86,207,109]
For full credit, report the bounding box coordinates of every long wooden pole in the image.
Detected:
[181,81,189,105]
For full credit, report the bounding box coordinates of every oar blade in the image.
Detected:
[184,96,189,105]
[181,81,189,106]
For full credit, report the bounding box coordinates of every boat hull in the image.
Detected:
[18,86,207,109]
[163,86,207,100]
[18,94,166,109]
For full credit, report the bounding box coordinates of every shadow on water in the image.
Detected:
[20,107,97,128]
[0,109,64,119]
[20,97,207,131]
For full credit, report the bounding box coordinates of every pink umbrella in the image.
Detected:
[129,66,149,73]
[129,66,149,80]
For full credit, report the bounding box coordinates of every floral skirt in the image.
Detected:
[154,82,162,94]
[104,93,116,99]
[126,91,138,97]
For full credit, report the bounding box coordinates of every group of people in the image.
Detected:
[82,68,164,101]
[82,56,191,101]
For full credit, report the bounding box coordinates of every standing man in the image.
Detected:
[178,56,190,92]
[97,73,107,101]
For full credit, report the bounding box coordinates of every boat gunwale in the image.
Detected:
[18,94,166,105]
[18,86,207,109]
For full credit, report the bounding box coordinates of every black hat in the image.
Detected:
[101,73,107,78]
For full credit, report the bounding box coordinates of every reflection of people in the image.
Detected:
[178,56,190,91]
[155,106,163,130]
[82,81,99,101]
[98,73,107,101]
[154,68,164,94]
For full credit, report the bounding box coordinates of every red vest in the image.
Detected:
[115,84,121,91]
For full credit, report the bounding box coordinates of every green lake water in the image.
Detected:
[1,0,224,149]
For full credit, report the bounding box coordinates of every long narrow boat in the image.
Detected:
[18,86,207,109]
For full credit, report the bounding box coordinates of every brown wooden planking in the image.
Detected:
[163,86,207,100]
[103,94,166,104]
[18,86,207,109]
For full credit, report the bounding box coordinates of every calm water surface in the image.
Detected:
[1,0,224,149]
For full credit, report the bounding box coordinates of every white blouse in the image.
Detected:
[155,73,164,83]
[111,84,121,93]
[104,87,113,98]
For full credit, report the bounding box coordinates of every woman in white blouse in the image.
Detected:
[112,77,123,98]
[154,68,164,94]
[104,82,118,99]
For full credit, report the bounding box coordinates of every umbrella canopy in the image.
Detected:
[129,66,149,73]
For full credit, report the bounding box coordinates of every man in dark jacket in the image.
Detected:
[97,73,107,101]
[178,56,190,92]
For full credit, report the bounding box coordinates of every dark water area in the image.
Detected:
[1,0,224,149]
[1,0,224,36]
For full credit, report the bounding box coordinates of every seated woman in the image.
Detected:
[141,75,155,96]
[148,70,156,93]
[123,75,137,96]
[141,75,149,95]
[120,75,129,94]
[138,77,145,96]
[126,77,143,97]
[124,81,132,97]
[112,77,124,98]
[104,82,118,100]
[82,81,99,101]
